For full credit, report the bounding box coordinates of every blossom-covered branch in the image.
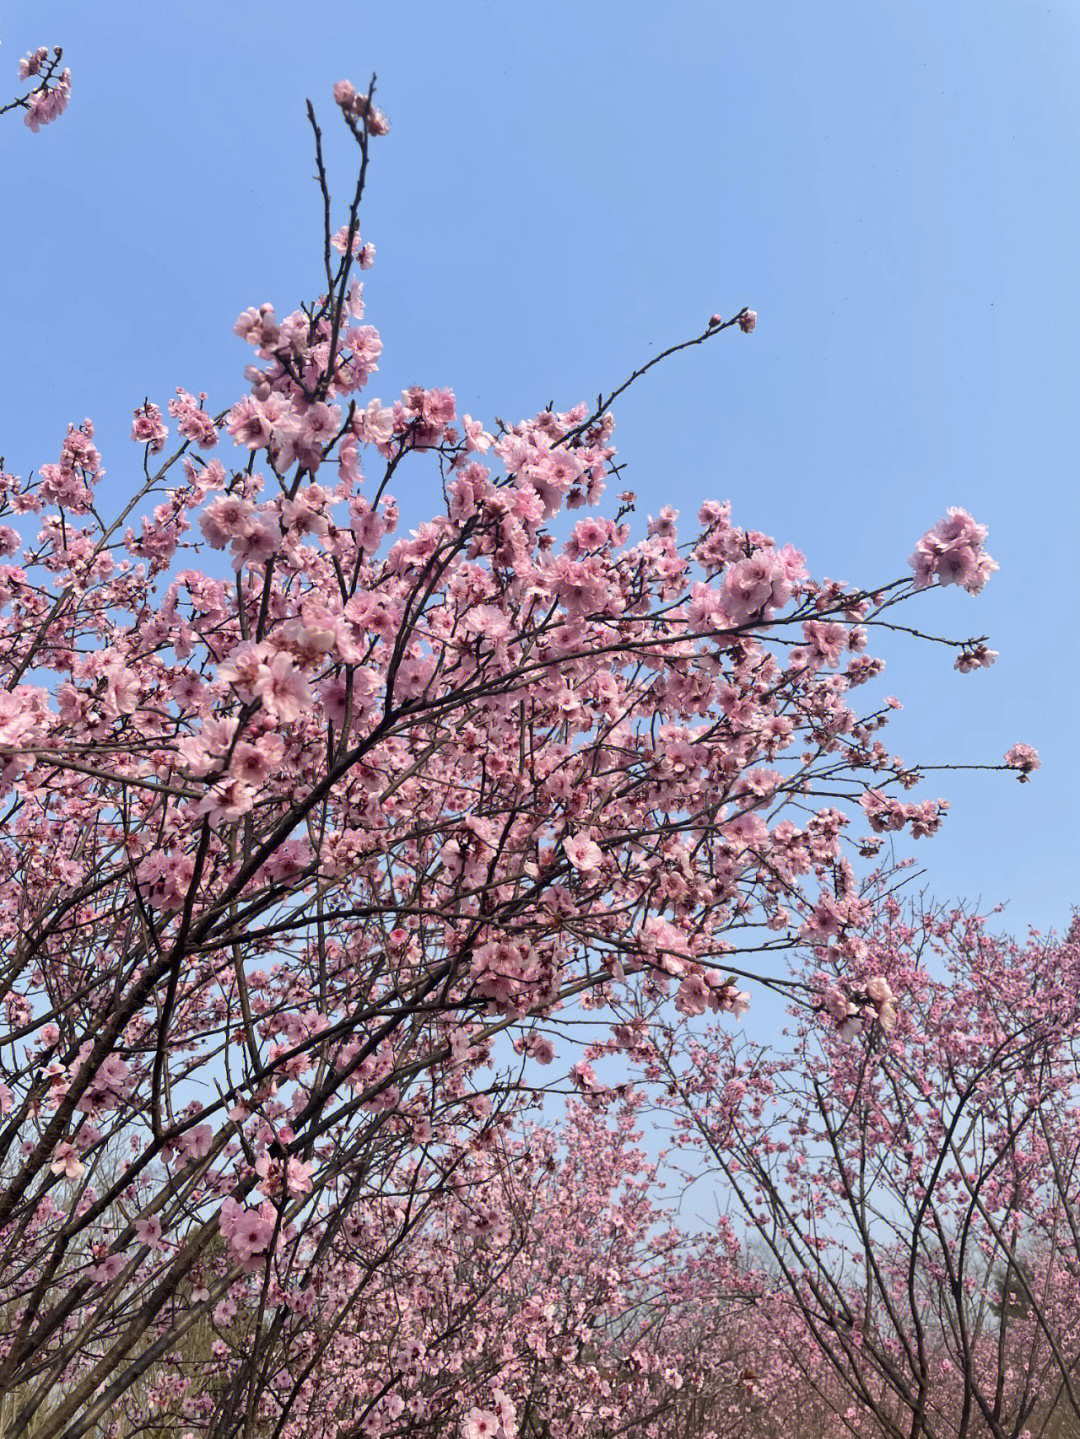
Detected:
[1,46,70,132]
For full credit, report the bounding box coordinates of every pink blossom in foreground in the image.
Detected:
[954,642,998,671]
[134,1216,163,1248]
[11,47,69,139]
[178,1124,213,1161]
[89,1252,125,1284]
[49,1143,84,1181]
[130,401,168,453]
[18,48,50,80]
[909,506,997,593]
[218,1198,277,1270]
[461,1409,499,1439]
[332,77,389,133]
[22,68,70,133]
[563,833,604,873]
[1004,741,1041,778]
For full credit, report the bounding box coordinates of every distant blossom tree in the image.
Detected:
[644,903,1080,1439]
[0,62,1037,1439]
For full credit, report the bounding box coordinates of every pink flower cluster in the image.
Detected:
[461,1394,516,1439]
[720,543,806,625]
[218,1197,278,1272]
[675,973,751,1019]
[18,47,51,80]
[1004,742,1041,780]
[954,642,997,672]
[36,418,101,511]
[860,789,948,839]
[18,47,70,133]
[76,1052,132,1113]
[332,79,389,134]
[131,401,168,454]
[822,973,896,1037]
[909,508,997,594]
[167,388,219,448]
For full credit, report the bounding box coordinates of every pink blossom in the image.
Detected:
[461,1410,499,1439]
[564,833,603,873]
[96,1054,131,1097]
[252,653,312,724]
[135,1215,163,1248]
[722,551,786,623]
[225,395,293,451]
[131,402,168,454]
[199,495,254,548]
[823,985,854,1023]
[463,415,494,452]
[217,643,265,700]
[723,811,768,853]
[726,988,751,1017]
[197,778,255,824]
[909,508,997,594]
[23,70,71,132]
[954,643,998,672]
[524,1034,555,1064]
[50,1143,84,1181]
[179,1124,213,1161]
[168,389,219,448]
[1004,742,1040,779]
[89,1252,125,1283]
[19,48,49,80]
[225,1208,276,1265]
[231,736,284,785]
[865,975,893,1005]
[353,397,395,446]
[230,517,282,569]
[675,973,710,1017]
[492,1390,517,1434]
[465,604,511,642]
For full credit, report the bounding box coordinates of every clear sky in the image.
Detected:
[2,0,1077,951]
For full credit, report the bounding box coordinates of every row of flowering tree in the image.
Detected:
[36,904,1080,1439]
[0,51,1038,1439]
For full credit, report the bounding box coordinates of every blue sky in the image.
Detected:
[2,0,1077,946]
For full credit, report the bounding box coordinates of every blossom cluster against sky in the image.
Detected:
[2,0,1077,933]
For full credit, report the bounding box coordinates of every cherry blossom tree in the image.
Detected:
[203,1095,745,1439]
[0,67,1034,1438]
[24,1086,833,1439]
[645,903,1080,1439]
